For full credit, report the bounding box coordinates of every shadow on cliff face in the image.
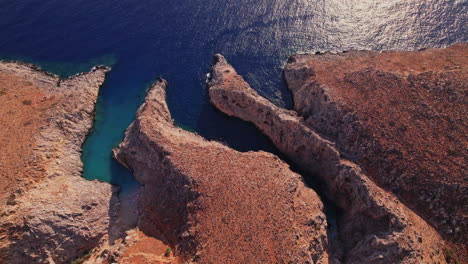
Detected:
[107,158,141,244]
[285,156,345,262]
[196,92,345,262]
[193,56,293,154]
[195,98,280,154]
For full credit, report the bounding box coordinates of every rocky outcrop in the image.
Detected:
[282,45,467,247]
[0,62,116,264]
[84,227,184,264]
[209,54,448,263]
[113,79,329,263]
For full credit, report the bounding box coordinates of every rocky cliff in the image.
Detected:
[283,45,467,247]
[0,62,116,264]
[209,54,449,263]
[1,44,464,264]
[113,79,329,263]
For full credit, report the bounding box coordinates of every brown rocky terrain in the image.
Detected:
[283,44,467,240]
[1,45,464,264]
[0,62,116,263]
[84,228,182,264]
[113,79,329,263]
[283,44,467,260]
[209,54,450,263]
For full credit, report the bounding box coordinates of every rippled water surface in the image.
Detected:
[0,0,466,191]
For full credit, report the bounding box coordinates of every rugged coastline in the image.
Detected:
[208,54,450,263]
[113,79,329,263]
[0,44,465,264]
[283,45,467,245]
[0,61,115,263]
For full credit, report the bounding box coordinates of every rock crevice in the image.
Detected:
[113,79,330,263]
[283,46,467,246]
[209,54,447,264]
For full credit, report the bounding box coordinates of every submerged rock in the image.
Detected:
[209,54,448,263]
[0,62,115,264]
[113,79,329,263]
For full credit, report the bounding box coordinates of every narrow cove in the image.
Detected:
[78,57,343,256]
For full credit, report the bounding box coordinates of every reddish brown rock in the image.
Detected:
[113,79,329,263]
[84,228,184,264]
[209,54,448,263]
[0,62,115,264]
[284,44,467,259]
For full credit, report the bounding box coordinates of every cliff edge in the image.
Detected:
[0,62,115,264]
[113,79,329,263]
[209,54,449,263]
[283,45,467,247]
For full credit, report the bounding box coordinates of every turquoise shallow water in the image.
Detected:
[80,65,151,190]
[0,0,466,194]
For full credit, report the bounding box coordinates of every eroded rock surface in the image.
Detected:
[113,79,329,263]
[0,62,115,264]
[283,45,467,256]
[84,227,183,264]
[209,54,448,263]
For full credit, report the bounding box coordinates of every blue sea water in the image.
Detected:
[0,0,466,194]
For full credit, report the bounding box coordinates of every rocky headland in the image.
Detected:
[0,44,465,264]
[113,79,329,263]
[0,62,115,263]
[208,47,466,263]
[283,44,467,246]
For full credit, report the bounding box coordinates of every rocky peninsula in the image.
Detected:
[0,44,465,264]
[208,45,466,263]
[0,62,115,263]
[283,44,467,245]
[113,79,329,263]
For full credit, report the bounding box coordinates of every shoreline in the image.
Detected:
[0,43,466,263]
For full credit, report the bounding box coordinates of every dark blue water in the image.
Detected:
[1,0,466,193]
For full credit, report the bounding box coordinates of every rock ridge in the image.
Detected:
[209,54,447,263]
[0,62,116,264]
[113,78,330,263]
[282,45,467,247]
